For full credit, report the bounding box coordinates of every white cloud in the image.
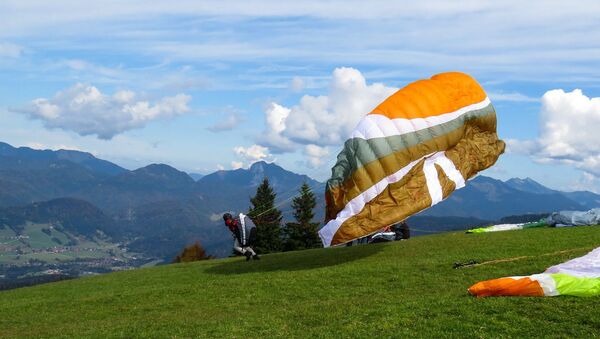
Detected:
[537,89,600,160]
[571,172,600,193]
[257,102,296,153]
[303,144,329,168]
[0,106,225,172]
[488,91,539,103]
[3,1,600,87]
[4,2,598,29]
[259,67,396,150]
[216,164,225,171]
[233,144,272,165]
[206,113,243,132]
[510,89,600,176]
[24,142,46,150]
[265,102,289,134]
[12,83,191,139]
[505,139,538,155]
[24,142,82,152]
[0,1,495,35]
[56,144,83,151]
[256,67,395,168]
[3,1,600,98]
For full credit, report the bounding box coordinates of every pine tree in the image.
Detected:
[248,177,282,253]
[284,182,322,251]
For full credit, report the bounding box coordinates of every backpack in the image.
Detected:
[238,213,258,247]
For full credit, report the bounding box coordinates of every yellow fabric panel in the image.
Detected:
[331,161,431,245]
[437,163,457,200]
[325,114,500,223]
[444,126,505,181]
[329,124,504,246]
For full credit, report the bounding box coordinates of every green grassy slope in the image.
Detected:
[1,227,600,338]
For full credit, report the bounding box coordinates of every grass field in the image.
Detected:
[0,222,133,266]
[21,223,69,249]
[0,226,17,240]
[1,227,599,338]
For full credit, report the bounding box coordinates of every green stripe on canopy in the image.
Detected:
[328,103,495,189]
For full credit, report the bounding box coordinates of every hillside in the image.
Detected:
[73,163,196,212]
[0,220,138,277]
[0,198,152,284]
[2,140,600,282]
[0,198,117,237]
[0,142,125,207]
[1,227,599,337]
[0,143,327,260]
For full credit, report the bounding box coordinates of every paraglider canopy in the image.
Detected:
[319,72,505,247]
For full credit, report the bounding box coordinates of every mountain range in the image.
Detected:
[420,176,586,220]
[1,141,600,263]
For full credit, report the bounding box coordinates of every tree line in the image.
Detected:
[175,177,322,262]
[249,178,322,254]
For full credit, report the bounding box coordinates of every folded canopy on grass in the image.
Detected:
[469,246,600,297]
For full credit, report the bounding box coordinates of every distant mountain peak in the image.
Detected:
[252,161,317,184]
[505,177,555,194]
[137,163,180,173]
[508,177,537,184]
[249,161,264,172]
[249,160,279,171]
[470,175,504,185]
[250,160,268,167]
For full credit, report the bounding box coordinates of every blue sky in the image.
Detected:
[1,1,600,191]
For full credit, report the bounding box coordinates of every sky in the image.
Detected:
[1,1,600,191]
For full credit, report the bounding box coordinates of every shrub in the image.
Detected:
[173,241,214,263]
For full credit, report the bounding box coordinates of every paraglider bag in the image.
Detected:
[239,213,258,247]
